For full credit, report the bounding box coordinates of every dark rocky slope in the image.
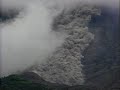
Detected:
[81,7,120,89]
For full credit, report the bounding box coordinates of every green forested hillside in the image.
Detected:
[0,75,52,90]
[0,74,97,90]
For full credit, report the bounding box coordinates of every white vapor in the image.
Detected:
[0,0,119,77]
[1,1,65,77]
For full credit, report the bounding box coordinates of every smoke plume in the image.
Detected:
[0,0,119,77]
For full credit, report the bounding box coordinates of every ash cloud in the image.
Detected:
[0,0,119,77]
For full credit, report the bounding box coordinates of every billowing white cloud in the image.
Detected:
[0,0,119,77]
[1,1,65,76]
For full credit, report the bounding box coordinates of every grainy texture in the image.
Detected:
[31,5,100,86]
